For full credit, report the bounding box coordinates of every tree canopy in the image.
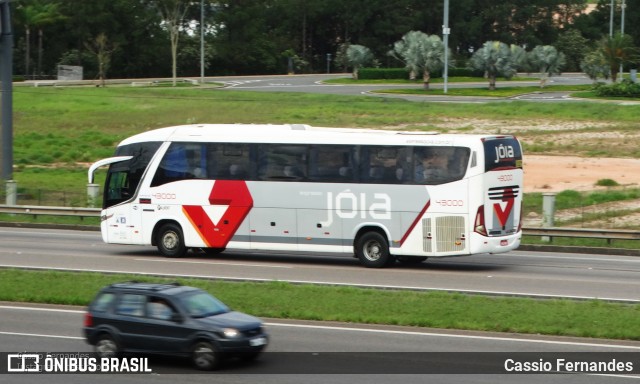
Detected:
[9,0,639,80]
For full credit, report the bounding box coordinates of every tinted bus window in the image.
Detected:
[151,143,207,186]
[210,143,251,180]
[483,137,523,172]
[308,145,358,182]
[413,146,470,184]
[257,144,308,181]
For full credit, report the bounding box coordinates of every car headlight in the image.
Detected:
[222,328,240,338]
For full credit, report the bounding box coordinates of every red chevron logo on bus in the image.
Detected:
[493,189,515,228]
[182,180,254,248]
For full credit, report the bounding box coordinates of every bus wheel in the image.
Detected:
[157,223,187,258]
[355,232,392,268]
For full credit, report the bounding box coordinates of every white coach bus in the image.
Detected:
[88,124,523,268]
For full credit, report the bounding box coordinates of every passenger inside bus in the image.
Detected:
[414,148,449,182]
[283,165,305,179]
[228,164,246,179]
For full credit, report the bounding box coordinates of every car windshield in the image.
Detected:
[182,291,230,318]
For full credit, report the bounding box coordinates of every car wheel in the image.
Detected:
[355,232,393,268]
[191,341,220,371]
[95,334,119,358]
[157,223,187,258]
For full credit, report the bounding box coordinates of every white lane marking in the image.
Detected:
[0,331,83,340]
[264,322,640,350]
[0,229,99,238]
[509,252,640,264]
[135,259,293,269]
[0,305,82,313]
[1,305,639,350]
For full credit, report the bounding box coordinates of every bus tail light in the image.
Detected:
[517,202,523,232]
[474,206,487,236]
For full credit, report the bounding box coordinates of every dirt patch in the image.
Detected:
[524,155,640,193]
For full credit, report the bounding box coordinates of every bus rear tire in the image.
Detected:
[157,223,187,258]
[355,232,393,268]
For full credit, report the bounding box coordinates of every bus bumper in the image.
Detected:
[469,231,522,255]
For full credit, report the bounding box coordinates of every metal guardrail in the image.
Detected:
[523,227,640,242]
[0,205,100,219]
[1,205,639,245]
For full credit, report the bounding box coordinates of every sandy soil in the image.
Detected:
[524,155,640,193]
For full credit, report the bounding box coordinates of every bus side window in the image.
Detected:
[362,146,400,183]
[450,148,471,178]
[308,145,357,182]
[258,144,308,181]
[151,143,206,186]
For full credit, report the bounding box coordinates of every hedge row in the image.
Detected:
[594,80,640,98]
[358,67,484,80]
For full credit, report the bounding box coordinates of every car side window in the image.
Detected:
[115,294,146,317]
[91,292,116,312]
[146,296,176,321]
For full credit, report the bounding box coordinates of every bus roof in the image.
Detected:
[118,124,514,147]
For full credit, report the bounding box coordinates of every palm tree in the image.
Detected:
[389,30,425,80]
[469,41,518,90]
[345,44,374,79]
[389,31,448,90]
[15,1,64,78]
[600,33,638,83]
[580,49,610,83]
[527,45,566,88]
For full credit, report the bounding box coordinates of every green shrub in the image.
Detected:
[358,68,410,80]
[594,80,640,98]
[358,67,484,80]
[595,178,619,187]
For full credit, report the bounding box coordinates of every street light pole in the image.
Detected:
[200,0,205,84]
[620,0,626,82]
[609,0,614,37]
[442,0,450,94]
[0,0,13,181]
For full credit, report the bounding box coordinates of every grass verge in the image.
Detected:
[374,84,593,97]
[1,269,638,340]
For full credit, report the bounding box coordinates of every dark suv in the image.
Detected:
[83,282,268,370]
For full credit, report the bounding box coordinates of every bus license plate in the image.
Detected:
[250,337,267,346]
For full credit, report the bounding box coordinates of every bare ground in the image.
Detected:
[428,118,640,229]
[524,155,640,193]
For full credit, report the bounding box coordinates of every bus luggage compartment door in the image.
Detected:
[422,216,467,255]
[249,208,297,250]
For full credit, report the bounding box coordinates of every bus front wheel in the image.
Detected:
[355,232,393,268]
[157,223,187,258]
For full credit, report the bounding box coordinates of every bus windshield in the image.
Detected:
[103,142,161,208]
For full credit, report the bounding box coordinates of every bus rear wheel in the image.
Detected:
[157,223,187,258]
[355,232,393,268]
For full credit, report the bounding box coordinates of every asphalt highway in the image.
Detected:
[1,227,639,302]
[1,304,638,383]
